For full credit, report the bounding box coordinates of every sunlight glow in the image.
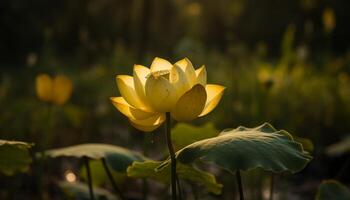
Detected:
[64,170,77,183]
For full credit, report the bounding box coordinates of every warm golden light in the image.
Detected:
[187,2,201,16]
[64,170,77,183]
[111,57,225,132]
[323,7,336,33]
[35,73,73,105]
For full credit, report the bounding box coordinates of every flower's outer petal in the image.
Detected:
[170,65,191,99]
[110,97,155,120]
[52,74,73,105]
[129,122,162,132]
[199,84,225,117]
[116,75,146,110]
[145,74,178,112]
[195,65,207,86]
[129,113,165,126]
[150,57,173,73]
[133,65,153,111]
[171,84,207,121]
[129,114,165,132]
[174,58,197,87]
[36,73,53,102]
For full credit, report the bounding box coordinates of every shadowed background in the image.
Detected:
[0,0,349,199]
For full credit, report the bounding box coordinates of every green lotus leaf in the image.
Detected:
[174,123,312,173]
[316,180,350,200]
[293,135,314,153]
[0,140,33,176]
[45,143,145,172]
[171,123,219,151]
[59,181,118,200]
[326,136,350,156]
[127,160,222,195]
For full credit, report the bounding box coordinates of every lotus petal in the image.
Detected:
[199,84,225,117]
[171,84,207,121]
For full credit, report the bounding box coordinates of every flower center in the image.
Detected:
[146,70,170,80]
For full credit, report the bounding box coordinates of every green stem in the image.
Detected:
[101,158,125,200]
[165,112,177,200]
[336,156,350,179]
[84,157,94,200]
[44,103,55,149]
[190,183,199,200]
[142,133,151,200]
[236,170,244,200]
[269,174,274,200]
[176,175,183,200]
[142,178,148,200]
[37,103,55,200]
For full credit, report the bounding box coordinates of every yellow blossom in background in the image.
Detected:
[111,57,225,132]
[187,2,201,16]
[322,7,336,33]
[36,73,73,105]
[52,75,74,105]
[36,74,53,102]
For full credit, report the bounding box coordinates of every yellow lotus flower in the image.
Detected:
[322,7,336,33]
[36,73,73,105]
[111,57,225,132]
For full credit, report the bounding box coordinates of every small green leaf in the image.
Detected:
[59,181,118,200]
[127,160,222,195]
[0,140,33,176]
[80,160,125,186]
[174,123,312,173]
[316,180,350,200]
[326,136,350,156]
[45,144,145,172]
[171,123,219,151]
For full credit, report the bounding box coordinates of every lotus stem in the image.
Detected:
[269,174,274,200]
[46,104,56,148]
[165,112,177,200]
[176,175,183,200]
[101,158,125,200]
[142,133,151,200]
[336,156,350,179]
[84,157,94,200]
[142,178,149,200]
[190,183,199,200]
[236,170,244,200]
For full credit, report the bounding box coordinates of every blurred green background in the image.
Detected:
[1,0,350,199]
